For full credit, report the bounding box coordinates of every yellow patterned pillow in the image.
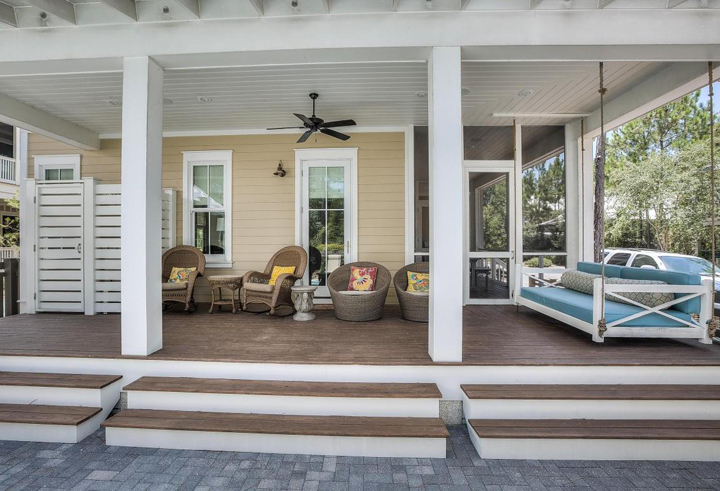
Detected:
[269,266,296,286]
[406,271,429,293]
[168,267,196,284]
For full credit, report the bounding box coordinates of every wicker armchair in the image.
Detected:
[394,262,429,322]
[328,262,391,322]
[162,246,206,313]
[242,246,308,315]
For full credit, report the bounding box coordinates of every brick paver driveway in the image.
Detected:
[1,425,719,490]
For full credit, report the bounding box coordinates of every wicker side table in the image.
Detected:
[208,275,243,314]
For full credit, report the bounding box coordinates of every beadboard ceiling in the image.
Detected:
[0,60,667,135]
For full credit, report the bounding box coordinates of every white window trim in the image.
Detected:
[33,154,81,181]
[182,150,233,268]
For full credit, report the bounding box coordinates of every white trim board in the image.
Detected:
[99,126,410,140]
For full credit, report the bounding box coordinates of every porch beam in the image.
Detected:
[427,46,463,363]
[2,10,720,65]
[0,3,17,28]
[98,0,137,21]
[0,92,100,150]
[120,56,164,356]
[20,0,76,24]
[248,0,264,16]
[583,61,718,137]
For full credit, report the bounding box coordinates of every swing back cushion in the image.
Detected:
[577,262,701,315]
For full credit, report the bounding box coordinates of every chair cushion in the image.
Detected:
[162,282,187,291]
[244,282,274,293]
[520,286,692,328]
[168,267,196,283]
[406,271,429,293]
[348,266,377,292]
[269,266,296,286]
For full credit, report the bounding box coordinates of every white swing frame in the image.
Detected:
[515,267,714,344]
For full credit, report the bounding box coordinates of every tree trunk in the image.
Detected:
[594,137,605,262]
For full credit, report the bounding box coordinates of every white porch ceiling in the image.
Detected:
[0,0,718,29]
[0,61,667,135]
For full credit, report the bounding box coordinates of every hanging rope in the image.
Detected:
[597,62,608,336]
[708,62,719,339]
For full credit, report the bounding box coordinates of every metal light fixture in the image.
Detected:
[162,6,172,19]
[291,0,301,14]
[425,0,434,9]
[39,11,48,26]
[274,161,287,177]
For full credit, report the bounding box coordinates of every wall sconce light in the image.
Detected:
[39,11,48,26]
[291,0,301,14]
[274,161,287,177]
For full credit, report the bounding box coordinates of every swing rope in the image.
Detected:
[708,62,719,339]
[597,62,608,336]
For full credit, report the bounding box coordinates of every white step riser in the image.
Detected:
[127,391,439,418]
[0,412,105,444]
[463,396,720,420]
[467,423,720,462]
[0,386,102,407]
[105,427,446,458]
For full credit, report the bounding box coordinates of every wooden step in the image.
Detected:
[0,372,122,389]
[467,419,720,461]
[123,377,441,418]
[103,409,448,458]
[125,377,441,398]
[461,384,720,400]
[461,384,720,420]
[0,404,103,444]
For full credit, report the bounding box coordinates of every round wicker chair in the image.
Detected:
[394,262,429,322]
[328,262,391,322]
[161,245,206,313]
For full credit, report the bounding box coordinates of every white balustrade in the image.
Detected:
[0,157,17,185]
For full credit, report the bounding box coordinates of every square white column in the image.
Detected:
[565,121,581,268]
[427,47,463,362]
[121,56,163,356]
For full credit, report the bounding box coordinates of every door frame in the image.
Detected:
[294,148,358,298]
[463,160,516,305]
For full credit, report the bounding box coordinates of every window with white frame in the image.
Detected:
[183,150,233,266]
[34,154,81,181]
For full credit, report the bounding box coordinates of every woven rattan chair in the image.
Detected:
[394,262,429,322]
[328,262,391,322]
[242,246,308,315]
[162,246,206,313]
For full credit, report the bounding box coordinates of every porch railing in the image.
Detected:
[0,157,17,185]
[0,248,19,259]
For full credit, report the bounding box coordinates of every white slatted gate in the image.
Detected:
[27,179,177,315]
[35,182,85,312]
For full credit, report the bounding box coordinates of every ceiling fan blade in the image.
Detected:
[294,113,314,126]
[320,128,351,141]
[321,119,357,129]
[267,126,305,131]
[297,130,314,143]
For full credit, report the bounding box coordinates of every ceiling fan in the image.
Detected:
[267,93,357,143]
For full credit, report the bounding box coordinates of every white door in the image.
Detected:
[300,159,354,298]
[464,162,515,305]
[35,182,85,312]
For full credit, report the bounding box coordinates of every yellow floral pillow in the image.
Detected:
[168,267,196,284]
[406,271,429,293]
[269,266,296,286]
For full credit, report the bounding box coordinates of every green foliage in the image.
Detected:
[0,192,19,248]
[523,256,554,268]
[605,88,718,255]
[523,154,566,252]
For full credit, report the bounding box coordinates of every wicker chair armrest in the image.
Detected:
[274,273,302,290]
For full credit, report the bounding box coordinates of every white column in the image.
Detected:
[16,129,33,314]
[121,56,163,356]
[565,121,581,268]
[427,47,463,362]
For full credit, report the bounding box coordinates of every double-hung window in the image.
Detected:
[183,151,233,267]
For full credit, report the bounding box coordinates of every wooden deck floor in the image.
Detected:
[0,305,719,366]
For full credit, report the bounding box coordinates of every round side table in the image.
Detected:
[291,285,317,321]
[208,275,243,314]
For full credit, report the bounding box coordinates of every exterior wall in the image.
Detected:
[28,132,406,303]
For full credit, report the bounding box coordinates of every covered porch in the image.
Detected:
[1,305,719,366]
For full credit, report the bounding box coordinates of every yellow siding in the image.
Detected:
[28,132,406,303]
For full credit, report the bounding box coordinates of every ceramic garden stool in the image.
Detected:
[208,275,243,314]
[291,285,318,321]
